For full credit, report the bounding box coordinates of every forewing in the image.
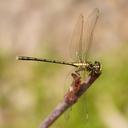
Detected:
[69,14,84,62]
[82,8,100,62]
[69,8,99,62]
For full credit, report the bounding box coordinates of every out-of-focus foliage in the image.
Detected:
[0,0,128,128]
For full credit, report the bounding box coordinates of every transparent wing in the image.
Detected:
[82,8,99,62]
[69,14,84,62]
[69,8,99,62]
[64,107,72,120]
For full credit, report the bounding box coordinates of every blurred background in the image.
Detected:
[0,0,128,128]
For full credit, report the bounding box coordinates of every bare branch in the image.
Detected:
[39,71,101,128]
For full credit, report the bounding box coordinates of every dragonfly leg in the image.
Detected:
[75,67,84,75]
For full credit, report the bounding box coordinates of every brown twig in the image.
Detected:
[39,71,101,128]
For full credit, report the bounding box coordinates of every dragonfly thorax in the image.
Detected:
[74,61,101,75]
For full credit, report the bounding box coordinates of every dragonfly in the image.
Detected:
[16,8,101,76]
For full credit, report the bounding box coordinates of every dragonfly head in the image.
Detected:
[93,61,102,74]
[87,61,101,75]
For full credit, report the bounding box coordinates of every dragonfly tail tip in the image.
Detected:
[16,56,20,60]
